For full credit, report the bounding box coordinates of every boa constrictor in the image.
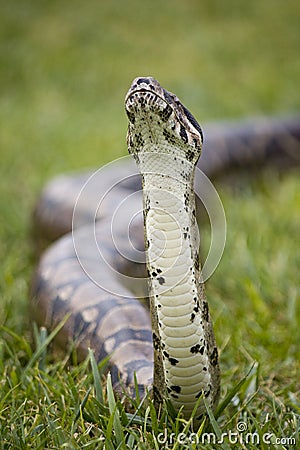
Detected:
[31,77,300,421]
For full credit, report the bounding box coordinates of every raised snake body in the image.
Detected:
[31,77,300,421]
[125,78,219,416]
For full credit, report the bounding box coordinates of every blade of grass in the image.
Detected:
[74,386,91,423]
[89,348,103,404]
[204,398,231,450]
[23,314,71,374]
[216,362,257,417]
[0,325,33,359]
[106,373,125,448]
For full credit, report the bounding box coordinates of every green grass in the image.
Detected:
[0,0,300,448]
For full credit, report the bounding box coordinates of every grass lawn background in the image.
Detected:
[0,0,299,448]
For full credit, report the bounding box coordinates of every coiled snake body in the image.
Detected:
[32,77,300,421]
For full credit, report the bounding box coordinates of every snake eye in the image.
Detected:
[181,104,203,143]
[179,124,188,144]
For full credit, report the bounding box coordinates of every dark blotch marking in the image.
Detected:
[138,96,146,107]
[184,193,189,207]
[153,385,163,405]
[190,344,200,354]
[135,132,144,147]
[169,357,179,366]
[190,313,195,322]
[159,104,172,121]
[180,124,188,143]
[158,276,165,285]
[195,251,199,269]
[193,138,198,148]
[210,347,219,367]
[133,152,140,164]
[202,301,209,322]
[73,312,91,338]
[190,344,205,355]
[144,197,150,212]
[163,351,179,366]
[126,111,135,124]
[204,389,211,398]
[186,149,195,162]
[170,385,181,393]
[163,129,176,144]
[152,332,161,351]
[181,103,204,143]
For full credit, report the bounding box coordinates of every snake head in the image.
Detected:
[125,77,203,166]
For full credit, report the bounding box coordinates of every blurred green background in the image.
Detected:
[0,1,300,444]
[0,0,299,380]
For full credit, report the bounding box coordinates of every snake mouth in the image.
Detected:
[125,77,165,102]
[125,90,170,124]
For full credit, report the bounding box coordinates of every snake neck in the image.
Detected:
[137,152,219,420]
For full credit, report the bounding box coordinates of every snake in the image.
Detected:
[31,77,300,422]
